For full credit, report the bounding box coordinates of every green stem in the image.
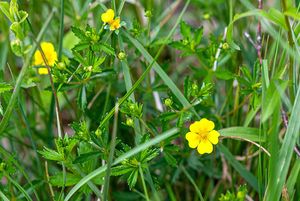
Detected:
[58,0,64,60]
[139,118,155,137]
[281,0,295,102]
[103,104,119,201]
[181,166,205,201]
[139,165,150,201]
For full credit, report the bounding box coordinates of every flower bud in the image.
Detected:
[164,98,173,107]
[126,118,134,127]
[222,42,229,50]
[145,10,153,18]
[57,62,66,70]
[118,51,126,60]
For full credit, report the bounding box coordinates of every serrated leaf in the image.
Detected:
[127,169,138,189]
[180,21,192,40]
[38,147,64,161]
[71,26,88,41]
[73,151,101,164]
[0,83,13,93]
[164,151,177,167]
[111,165,134,176]
[50,173,81,187]
[92,43,115,55]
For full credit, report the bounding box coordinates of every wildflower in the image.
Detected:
[101,9,121,31]
[185,118,220,154]
[33,42,57,74]
[101,9,115,24]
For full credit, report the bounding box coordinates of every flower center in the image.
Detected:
[197,131,209,141]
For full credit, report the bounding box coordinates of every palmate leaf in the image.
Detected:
[71,26,89,41]
[127,169,138,189]
[0,83,13,94]
[38,147,64,161]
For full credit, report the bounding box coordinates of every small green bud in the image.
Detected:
[10,39,22,56]
[126,118,134,127]
[237,191,245,199]
[0,162,6,171]
[192,83,198,91]
[84,66,93,72]
[118,51,126,60]
[164,98,173,107]
[95,129,102,137]
[182,39,189,46]
[145,10,153,18]
[203,13,210,20]
[222,42,229,50]
[129,104,135,111]
[57,62,66,70]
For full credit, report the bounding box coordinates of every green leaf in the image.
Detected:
[127,169,138,189]
[71,26,88,41]
[17,10,28,23]
[219,127,265,142]
[0,1,13,21]
[50,173,82,187]
[215,69,235,80]
[264,81,300,201]
[92,43,115,55]
[262,80,288,122]
[180,21,192,40]
[73,151,101,164]
[0,83,12,93]
[38,147,64,161]
[111,165,134,176]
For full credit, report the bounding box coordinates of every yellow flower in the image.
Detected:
[101,9,115,24]
[185,118,220,154]
[33,42,57,67]
[109,18,120,31]
[101,9,121,31]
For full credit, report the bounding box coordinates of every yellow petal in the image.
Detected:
[198,118,215,131]
[33,51,43,66]
[41,42,55,52]
[189,121,202,133]
[197,139,213,154]
[33,42,57,67]
[109,18,121,31]
[38,68,48,75]
[101,9,115,23]
[185,132,200,148]
[208,130,220,145]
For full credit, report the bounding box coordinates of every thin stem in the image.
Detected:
[103,103,119,201]
[139,165,150,201]
[58,0,64,61]
[139,118,155,137]
[281,0,295,102]
[181,166,205,201]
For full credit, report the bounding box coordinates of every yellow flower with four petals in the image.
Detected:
[185,118,220,154]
